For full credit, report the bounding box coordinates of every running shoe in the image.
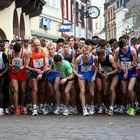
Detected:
[63,107,69,116]
[119,105,125,114]
[15,108,20,116]
[128,107,136,116]
[32,108,38,116]
[20,106,25,115]
[41,107,49,115]
[98,106,103,114]
[53,106,61,115]
[83,107,89,116]
[69,106,78,114]
[89,105,96,115]
[106,109,114,116]
[0,108,4,116]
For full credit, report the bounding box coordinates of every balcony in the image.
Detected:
[22,0,46,18]
[0,0,14,10]
[15,0,30,8]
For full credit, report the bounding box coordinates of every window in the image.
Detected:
[120,0,122,7]
[81,5,85,28]
[76,2,79,26]
[116,0,119,9]
[88,17,92,32]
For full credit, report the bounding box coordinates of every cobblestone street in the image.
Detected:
[0,114,140,140]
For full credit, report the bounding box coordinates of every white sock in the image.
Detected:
[110,106,114,110]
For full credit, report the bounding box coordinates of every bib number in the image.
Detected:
[81,65,92,72]
[33,58,44,68]
[12,58,23,68]
[121,61,131,69]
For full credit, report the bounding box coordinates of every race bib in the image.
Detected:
[81,65,92,72]
[33,58,44,68]
[121,61,131,69]
[12,58,23,68]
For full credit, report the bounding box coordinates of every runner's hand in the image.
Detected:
[36,69,42,74]
[123,71,128,79]
[60,78,67,85]
[77,74,83,80]
[103,73,109,79]
[37,74,42,80]
[44,67,51,73]
[91,76,96,82]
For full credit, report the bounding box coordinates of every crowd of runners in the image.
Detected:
[0,34,140,116]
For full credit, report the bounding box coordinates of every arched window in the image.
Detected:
[20,13,25,39]
[13,9,19,37]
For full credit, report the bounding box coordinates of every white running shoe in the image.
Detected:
[5,108,10,115]
[69,106,78,114]
[41,107,49,115]
[89,105,96,115]
[98,106,103,114]
[63,107,69,116]
[32,108,38,116]
[119,105,125,114]
[0,108,4,116]
[53,106,61,115]
[83,107,89,116]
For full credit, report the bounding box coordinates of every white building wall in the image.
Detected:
[91,0,105,37]
[30,0,62,40]
[115,7,133,39]
[0,1,32,40]
[0,2,15,40]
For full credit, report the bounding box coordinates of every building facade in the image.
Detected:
[61,0,93,39]
[115,0,140,39]
[104,0,116,40]
[0,0,45,40]
[31,0,62,42]
[92,0,105,39]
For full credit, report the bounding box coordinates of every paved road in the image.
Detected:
[0,114,140,140]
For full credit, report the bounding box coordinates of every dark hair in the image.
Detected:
[56,38,65,44]
[131,37,137,46]
[85,39,91,45]
[92,35,99,40]
[119,34,129,41]
[74,43,80,50]
[109,38,117,46]
[54,54,62,62]
[13,43,21,52]
[79,37,86,41]
[85,39,97,46]
[40,38,46,48]
[98,39,107,48]
[122,34,129,40]
[118,39,126,49]
[67,36,76,42]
